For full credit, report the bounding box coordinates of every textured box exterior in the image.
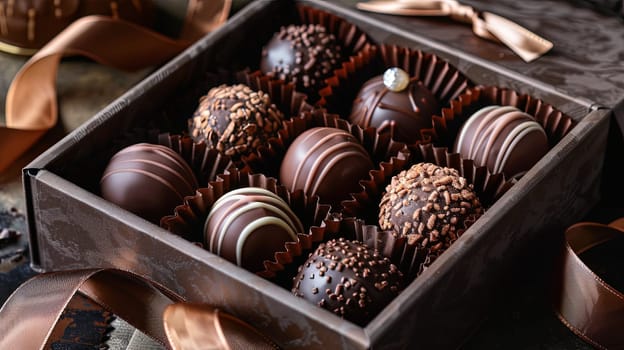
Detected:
[23,1,611,349]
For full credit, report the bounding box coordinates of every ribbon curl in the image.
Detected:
[553,219,624,350]
[0,0,231,173]
[356,0,553,63]
[0,268,279,350]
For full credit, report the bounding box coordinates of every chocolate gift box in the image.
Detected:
[22,0,613,349]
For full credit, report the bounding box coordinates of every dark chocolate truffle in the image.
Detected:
[453,105,548,179]
[349,71,440,143]
[188,84,284,160]
[379,163,482,259]
[100,143,198,224]
[204,187,303,273]
[292,238,403,326]
[279,127,374,208]
[260,24,343,95]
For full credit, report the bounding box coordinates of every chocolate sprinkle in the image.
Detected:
[188,84,284,160]
[379,163,483,270]
[292,238,403,326]
[260,24,343,95]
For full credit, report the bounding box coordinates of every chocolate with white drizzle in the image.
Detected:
[204,187,303,273]
[453,105,548,179]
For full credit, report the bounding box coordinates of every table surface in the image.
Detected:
[1,0,622,348]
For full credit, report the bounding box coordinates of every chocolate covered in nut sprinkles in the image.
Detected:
[188,84,284,160]
[379,163,483,263]
[292,238,403,326]
[260,24,343,95]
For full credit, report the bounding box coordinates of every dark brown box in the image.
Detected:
[23,1,611,348]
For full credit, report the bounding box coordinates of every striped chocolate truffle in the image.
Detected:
[260,24,343,96]
[453,105,548,179]
[379,163,483,265]
[204,187,303,273]
[279,127,374,208]
[349,74,440,143]
[292,238,403,326]
[100,143,198,224]
[188,84,284,160]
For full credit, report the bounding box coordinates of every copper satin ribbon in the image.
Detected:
[553,218,624,350]
[0,0,231,173]
[355,0,554,63]
[0,268,278,350]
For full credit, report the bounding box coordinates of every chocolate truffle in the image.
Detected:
[349,70,440,143]
[379,163,482,260]
[260,24,343,95]
[204,187,303,273]
[100,143,198,224]
[188,84,284,160]
[280,127,374,208]
[292,238,403,326]
[453,105,549,179]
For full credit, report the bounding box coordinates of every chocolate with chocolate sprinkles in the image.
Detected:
[379,163,483,269]
[188,84,284,160]
[292,238,403,326]
[260,24,343,96]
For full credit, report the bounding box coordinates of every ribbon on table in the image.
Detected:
[0,0,231,174]
[552,218,624,350]
[356,0,553,63]
[0,268,279,350]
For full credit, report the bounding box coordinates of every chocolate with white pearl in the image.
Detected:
[292,238,403,326]
[188,84,284,160]
[379,163,482,259]
[453,105,549,179]
[260,24,343,95]
[349,75,440,143]
[204,187,303,273]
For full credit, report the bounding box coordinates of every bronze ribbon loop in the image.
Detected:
[355,0,553,63]
[0,268,279,350]
[0,268,184,349]
[164,303,280,350]
[553,221,624,350]
[0,0,231,174]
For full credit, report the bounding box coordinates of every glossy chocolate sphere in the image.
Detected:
[279,127,374,208]
[204,187,303,273]
[100,143,198,224]
[453,105,549,179]
[260,24,343,95]
[349,75,440,143]
[292,238,403,326]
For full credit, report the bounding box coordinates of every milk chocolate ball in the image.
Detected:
[188,84,284,160]
[279,127,374,208]
[453,105,549,179]
[100,143,198,224]
[379,163,482,259]
[204,187,304,273]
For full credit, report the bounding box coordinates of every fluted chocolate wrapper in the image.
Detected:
[319,44,472,147]
[160,167,335,283]
[157,133,234,187]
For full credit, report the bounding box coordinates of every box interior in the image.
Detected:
[24,0,611,348]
